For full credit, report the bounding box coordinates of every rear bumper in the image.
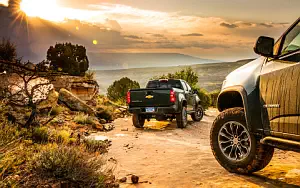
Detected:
[129,105,179,115]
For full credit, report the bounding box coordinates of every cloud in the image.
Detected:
[151,34,165,38]
[220,22,238,29]
[123,35,142,39]
[258,23,273,28]
[181,33,203,37]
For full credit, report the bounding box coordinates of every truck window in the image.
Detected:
[181,81,188,91]
[185,82,192,91]
[147,80,183,89]
[281,22,300,55]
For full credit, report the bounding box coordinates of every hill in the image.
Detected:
[94,59,255,94]
[88,53,218,70]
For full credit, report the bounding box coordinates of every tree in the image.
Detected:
[0,60,55,127]
[152,67,212,109]
[107,77,140,104]
[47,43,89,76]
[152,67,198,87]
[0,38,17,62]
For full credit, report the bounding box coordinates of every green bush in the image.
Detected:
[96,105,114,121]
[74,113,95,125]
[107,77,140,105]
[194,87,212,110]
[32,127,49,144]
[31,146,107,187]
[50,106,65,116]
[210,90,220,107]
[152,67,198,87]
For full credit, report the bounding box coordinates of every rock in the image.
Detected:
[58,88,95,115]
[38,90,59,110]
[100,119,107,124]
[87,99,97,107]
[131,175,139,184]
[104,124,114,131]
[119,177,127,183]
[94,122,104,131]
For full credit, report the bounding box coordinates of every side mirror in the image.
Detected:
[254,36,275,58]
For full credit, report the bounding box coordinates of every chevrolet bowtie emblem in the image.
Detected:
[145,95,154,99]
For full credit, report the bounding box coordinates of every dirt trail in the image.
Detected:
[93,109,300,188]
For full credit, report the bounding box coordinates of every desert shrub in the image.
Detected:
[56,130,71,144]
[194,87,212,110]
[31,146,107,187]
[210,90,220,107]
[107,77,140,105]
[85,70,95,80]
[32,127,49,144]
[96,105,114,121]
[50,105,65,116]
[74,113,95,125]
[0,121,20,147]
[84,139,110,153]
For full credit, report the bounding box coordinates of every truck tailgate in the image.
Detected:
[130,88,173,107]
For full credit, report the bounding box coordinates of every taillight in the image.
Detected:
[127,91,131,104]
[170,90,176,103]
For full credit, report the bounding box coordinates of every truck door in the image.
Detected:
[182,81,194,111]
[260,21,300,140]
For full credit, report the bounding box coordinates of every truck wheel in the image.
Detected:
[191,105,204,122]
[132,114,145,128]
[210,107,274,174]
[176,106,188,128]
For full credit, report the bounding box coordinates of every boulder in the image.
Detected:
[58,88,95,115]
[38,90,59,110]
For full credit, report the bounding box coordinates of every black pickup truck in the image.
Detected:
[127,79,204,128]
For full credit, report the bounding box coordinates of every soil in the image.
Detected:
[92,109,300,188]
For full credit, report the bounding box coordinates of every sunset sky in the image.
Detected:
[1,0,299,61]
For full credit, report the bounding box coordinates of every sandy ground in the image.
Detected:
[92,109,300,188]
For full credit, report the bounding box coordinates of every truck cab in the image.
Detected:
[128,79,204,128]
[211,17,300,174]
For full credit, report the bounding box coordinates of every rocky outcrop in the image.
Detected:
[51,76,99,101]
[38,90,59,110]
[58,88,95,115]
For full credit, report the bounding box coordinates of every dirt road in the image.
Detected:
[93,109,300,188]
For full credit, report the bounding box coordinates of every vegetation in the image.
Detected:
[0,38,17,62]
[210,90,220,107]
[0,40,117,187]
[107,77,140,105]
[85,70,95,80]
[153,67,212,109]
[96,105,114,121]
[31,145,109,187]
[74,113,95,125]
[152,67,198,87]
[47,43,89,76]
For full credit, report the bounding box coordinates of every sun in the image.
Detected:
[20,0,64,22]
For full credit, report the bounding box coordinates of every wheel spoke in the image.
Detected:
[223,126,233,136]
[220,140,231,144]
[218,121,251,162]
[220,132,231,140]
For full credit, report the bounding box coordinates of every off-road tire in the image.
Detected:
[132,114,145,128]
[176,106,188,128]
[191,105,204,122]
[210,107,274,174]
